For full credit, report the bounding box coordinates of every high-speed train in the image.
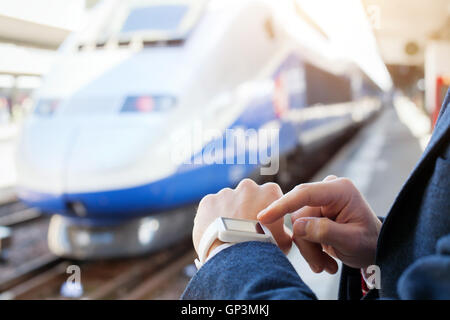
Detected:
[16,0,382,258]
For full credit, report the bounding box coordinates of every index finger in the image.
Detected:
[257,178,350,224]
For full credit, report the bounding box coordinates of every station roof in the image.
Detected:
[363,0,450,66]
[0,0,84,77]
[2,0,449,78]
[0,14,70,50]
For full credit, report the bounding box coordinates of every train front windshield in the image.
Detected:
[121,5,189,33]
[100,0,207,40]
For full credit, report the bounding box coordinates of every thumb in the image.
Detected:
[292,217,351,250]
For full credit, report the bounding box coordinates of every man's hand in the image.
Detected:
[257,176,382,273]
[193,179,292,259]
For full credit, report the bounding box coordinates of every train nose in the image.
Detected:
[16,120,76,209]
[16,118,161,213]
[65,124,154,194]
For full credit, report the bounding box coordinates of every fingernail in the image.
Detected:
[293,219,308,237]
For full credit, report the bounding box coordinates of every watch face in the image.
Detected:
[221,218,265,234]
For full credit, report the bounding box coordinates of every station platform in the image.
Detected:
[286,97,429,299]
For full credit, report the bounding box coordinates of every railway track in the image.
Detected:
[0,241,195,300]
[0,199,197,300]
[0,207,42,227]
[0,198,42,226]
[0,200,57,296]
[0,201,45,269]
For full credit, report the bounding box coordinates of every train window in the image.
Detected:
[121,5,189,33]
[304,63,352,105]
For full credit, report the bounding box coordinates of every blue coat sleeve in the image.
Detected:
[397,234,450,299]
[180,241,317,300]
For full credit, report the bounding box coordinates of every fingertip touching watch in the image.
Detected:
[194,217,276,269]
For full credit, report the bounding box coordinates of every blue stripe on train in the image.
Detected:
[18,161,258,223]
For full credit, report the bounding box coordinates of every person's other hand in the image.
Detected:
[257,176,382,273]
[193,179,292,259]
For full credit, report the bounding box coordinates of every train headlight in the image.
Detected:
[121,95,176,113]
[74,231,91,247]
[138,217,160,245]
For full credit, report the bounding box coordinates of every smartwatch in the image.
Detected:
[195,217,276,269]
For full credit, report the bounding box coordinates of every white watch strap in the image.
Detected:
[193,217,278,270]
[195,218,219,267]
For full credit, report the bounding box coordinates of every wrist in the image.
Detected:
[206,239,225,259]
